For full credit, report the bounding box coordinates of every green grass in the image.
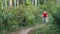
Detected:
[28,24,59,34]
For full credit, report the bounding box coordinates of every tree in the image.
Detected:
[35,0,37,7]
[23,0,25,5]
[5,0,7,8]
[9,0,12,7]
[31,0,35,5]
[17,0,19,6]
[14,0,17,7]
[1,0,3,9]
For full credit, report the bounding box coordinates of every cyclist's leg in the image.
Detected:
[42,17,44,23]
[43,17,46,23]
[42,17,46,23]
[46,17,48,23]
[44,17,46,23]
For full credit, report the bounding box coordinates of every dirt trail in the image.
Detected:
[11,24,45,34]
[18,28,33,34]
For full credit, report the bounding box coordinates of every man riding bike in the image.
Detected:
[42,11,48,23]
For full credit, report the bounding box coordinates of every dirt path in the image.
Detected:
[18,28,33,34]
[11,24,45,34]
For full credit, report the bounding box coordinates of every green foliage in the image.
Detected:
[26,0,32,7]
[50,5,60,33]
[0,0,2,10]
[37,0,60,33]
[0,6,24,32]
[3,7,24,31]
[0,0,60,34]
[23,6,38,26]
[0,4,39,32]
[28,24,59,34]
[40,0,44,5]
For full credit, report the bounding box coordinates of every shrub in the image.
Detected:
[28,24,58,34]
[50,5,60,33]
[0,5,40,32]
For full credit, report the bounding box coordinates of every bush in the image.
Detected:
[28,24,59,34]
[50,5,60,33]
[3,6,25,31]
[0,5,41,32]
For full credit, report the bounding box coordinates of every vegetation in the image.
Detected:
[28,0,60,34]
[28,24,58,34]
[0,0,60,34]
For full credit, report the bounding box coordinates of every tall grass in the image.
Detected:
[28,24,59,34]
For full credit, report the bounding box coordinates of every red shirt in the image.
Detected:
[42,13,48,17]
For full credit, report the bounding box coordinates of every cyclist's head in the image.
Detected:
[44,11,46,13]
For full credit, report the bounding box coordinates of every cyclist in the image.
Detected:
[42,11,48,23]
